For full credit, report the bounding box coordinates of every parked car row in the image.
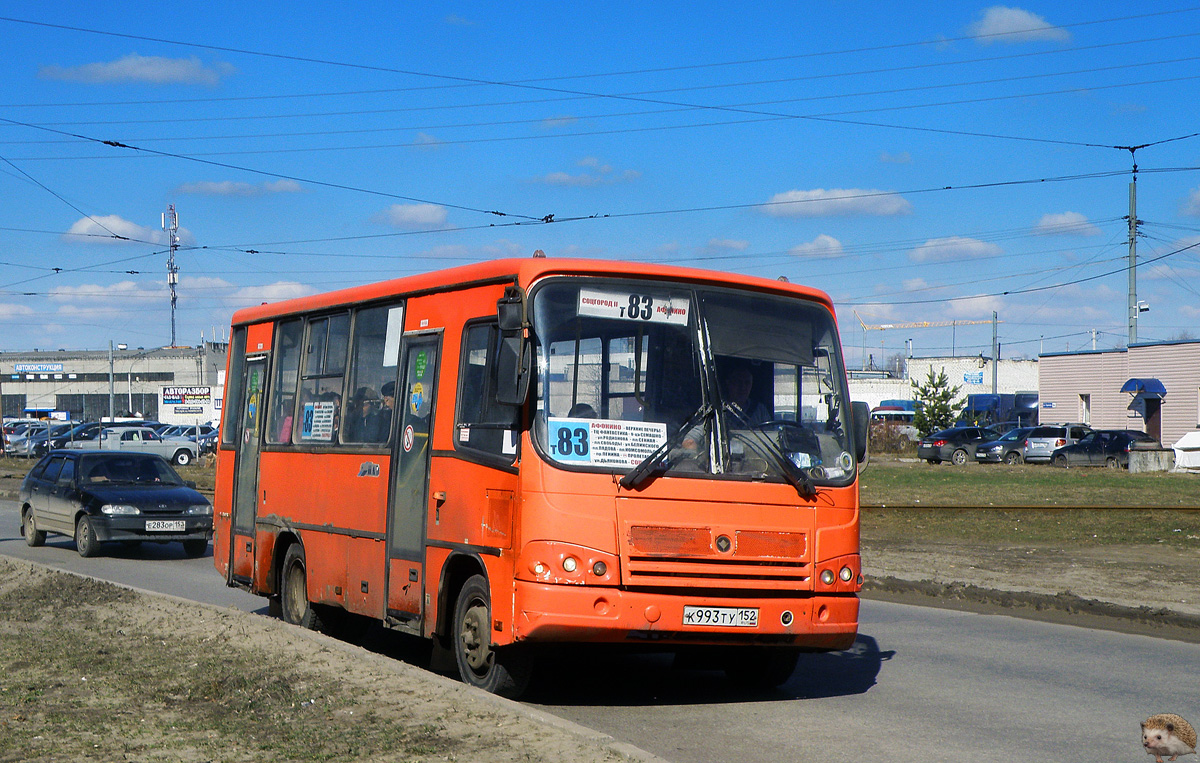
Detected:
[3,419,217,462]
[18,450,213,558]
[917,423,1162,469]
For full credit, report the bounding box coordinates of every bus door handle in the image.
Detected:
[432,491,446,523]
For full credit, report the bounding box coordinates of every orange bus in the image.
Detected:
[214,256,868,696]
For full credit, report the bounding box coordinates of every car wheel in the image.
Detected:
[1053,455,1069,468]
[173,449,192,466]
[182,539,208,558]
[279,544,325,631]
[1003,451,1023,465]
[951,449,969,466]
[23,509,46,547]
[75,516,101,558]
[453,574,532,697]
[1105,457,1120,469]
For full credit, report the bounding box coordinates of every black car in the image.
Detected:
[1051,430,1159,469]
[917,426,1001,465]
[18,450,213,558]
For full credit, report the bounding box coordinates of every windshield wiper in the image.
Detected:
[619,404,712,491]
[723,404,816,499]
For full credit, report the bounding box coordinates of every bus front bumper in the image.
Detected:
[510,580,858,650]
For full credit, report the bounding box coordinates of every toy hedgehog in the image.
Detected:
[1142,714,1196,763]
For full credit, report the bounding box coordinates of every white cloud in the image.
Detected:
[908,236,1002,262]
[39,54,235,86]
[788,234,844,258]
[413,133,443,150]
[177,179,303,196]
[707,238,749,251]
[967,7,1070,44]
[228,282,317,305]
[1034,211,1101,236]
[946,294,1006,318]
[0,303,35,319]
[1182,188,1200,217]
[902,278,930,292]
[879,151,912,164]
[761,188,912,217]
[542,116,578,129]
[62,215,195,246]
[532,158,641,187]
[375,204,448,229]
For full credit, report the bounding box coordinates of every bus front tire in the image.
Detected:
[452,575,532,698]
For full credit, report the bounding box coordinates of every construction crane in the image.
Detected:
[851,310,998,370]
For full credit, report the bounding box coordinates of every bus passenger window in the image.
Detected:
[456,322,518,458]
[296,313,350,443]
[266,319,303,445]
[342,304,402,444]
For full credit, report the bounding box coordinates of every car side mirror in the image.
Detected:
[185,480,197,489]
[851,400,870,462]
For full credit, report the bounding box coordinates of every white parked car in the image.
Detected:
[65,427,199,466]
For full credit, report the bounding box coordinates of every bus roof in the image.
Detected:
[229,257,835,327]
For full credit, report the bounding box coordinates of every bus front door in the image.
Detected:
[228,355,266,585]
[385,336,440,628]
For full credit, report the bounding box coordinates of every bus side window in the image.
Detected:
[296,313,350,444]
[456,321,518,459]
[266,318,304,445]
[341,304,401,445]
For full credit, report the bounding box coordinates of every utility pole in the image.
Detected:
[163,205,180,348]
[1127,164,1138,345]
[991,311,998,394]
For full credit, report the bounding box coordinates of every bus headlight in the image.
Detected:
[839,566,854,582]
[820,569,835,585]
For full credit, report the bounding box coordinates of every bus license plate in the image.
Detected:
[146,520,186,532]
[682,606,758,628]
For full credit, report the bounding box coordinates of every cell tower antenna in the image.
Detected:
[163,204,180,347]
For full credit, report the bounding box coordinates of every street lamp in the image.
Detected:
[108,341,127,422]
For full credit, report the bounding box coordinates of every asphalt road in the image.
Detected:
[3,498,1196,763]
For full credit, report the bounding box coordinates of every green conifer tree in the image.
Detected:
[912,367,963,435]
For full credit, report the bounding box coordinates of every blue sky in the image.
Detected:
[2,2,1199,367]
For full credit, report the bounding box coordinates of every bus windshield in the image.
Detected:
[530,278,856,489]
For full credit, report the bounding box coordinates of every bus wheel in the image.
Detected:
[723,647,800,689]
[280,545,324,631]
[452,575,532,698]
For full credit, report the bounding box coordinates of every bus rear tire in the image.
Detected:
[452,574,532,698]
[280,544,325,632]
[723,647,800,689]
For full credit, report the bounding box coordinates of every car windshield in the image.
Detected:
[530,278,856,489]
[80,454,184,486]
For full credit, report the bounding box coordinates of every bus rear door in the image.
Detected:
[385,334,440,628]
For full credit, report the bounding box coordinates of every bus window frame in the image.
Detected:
[452,318,521,469]
[220,326,248,449]
[293,310,351,446]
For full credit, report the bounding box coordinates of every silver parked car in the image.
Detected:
[65,427,199,466]
[1022,423,1092,463]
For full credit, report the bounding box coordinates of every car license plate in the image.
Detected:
[682,605,758,628]
[146,520,186,532]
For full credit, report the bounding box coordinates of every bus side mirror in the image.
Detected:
[851,400,870,462]
[495,287,531,406]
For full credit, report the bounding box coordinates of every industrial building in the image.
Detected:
[1,342,227,425]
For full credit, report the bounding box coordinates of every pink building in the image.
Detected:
[1038,340,1200,447]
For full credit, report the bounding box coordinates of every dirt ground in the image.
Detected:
[2,460,1197,761]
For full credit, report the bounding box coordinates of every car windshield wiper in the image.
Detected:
[619,404,713,491]
[723,404,816,498]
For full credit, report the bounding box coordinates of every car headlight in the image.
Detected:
[185,504,213,515]
[101,504,141,515]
